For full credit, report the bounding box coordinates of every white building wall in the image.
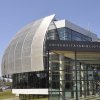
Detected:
[12,89,48,95]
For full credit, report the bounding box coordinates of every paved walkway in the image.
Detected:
[69,95,100,100]
[2,95,100,100]
[1,97,19,100]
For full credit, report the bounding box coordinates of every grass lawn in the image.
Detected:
[0,90,16,99]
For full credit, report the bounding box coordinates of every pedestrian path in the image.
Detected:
[1,97,19,100]
[2,96,100,100]
[69,95,100,100]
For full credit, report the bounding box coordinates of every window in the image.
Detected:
[12,71,48,89]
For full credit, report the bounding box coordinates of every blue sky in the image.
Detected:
[0,0,100,75]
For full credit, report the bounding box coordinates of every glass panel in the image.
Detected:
[49,92,60,100]
[12,71,48,89]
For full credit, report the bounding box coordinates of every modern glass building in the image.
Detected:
[1,15,100,100]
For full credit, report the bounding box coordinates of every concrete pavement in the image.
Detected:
[1,97,19,100]
[69,95,100,100]
[2,95,100,100]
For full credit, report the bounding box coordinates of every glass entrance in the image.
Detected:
[48,51,100,100]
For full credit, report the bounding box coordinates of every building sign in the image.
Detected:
[46,40,100,52]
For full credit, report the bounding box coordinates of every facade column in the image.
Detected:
[71,61,74,98]
[79,63,82,97]
[89,66,94,95]
[84,65,87,98]
[59,54,65,100]
[48,52,53,100]
[75,51,78,100]
[80,64,85,97]
[82,64,90,97]
[86,65,90,96]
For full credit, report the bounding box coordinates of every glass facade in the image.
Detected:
[49,54,74,100]
[46,27,98,100]
[57,27,92,41]
[12,71,48,89]
[48,51,100,100]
